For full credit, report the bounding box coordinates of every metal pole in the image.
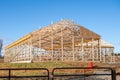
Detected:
[112,70,116,80]
[9,69,11,80]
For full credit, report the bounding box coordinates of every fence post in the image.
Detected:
[112,70,116,80]
[47,69,49,80]
[51,69,54,80]
[9,69,11,80]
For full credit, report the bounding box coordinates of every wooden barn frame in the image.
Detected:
[4,20,114,63]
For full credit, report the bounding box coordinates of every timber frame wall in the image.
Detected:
[4,20,114,63]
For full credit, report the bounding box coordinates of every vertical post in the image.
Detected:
[21,42,23,61]
[47,69,49,80]
[19,44,21,61]
[86,42,89,61]
[96,40,99,60]
[29,36,32,62]
[16,45,19,62]
[110,48,112,62]
[24,42,26,61]
[110,48,114,62]
[27,39,29,61]
[28,38,30,61]
[98,39,101,62]
[103,48,106,63]
[14,46,17,62]
[112,70,116,80]
[105,48,107,63]
[39,32,42,61]
[9,69,11,80]
[23,42,25,61]
[51,27,54,61]
[113,50,116,62]
[4,49,6,62]
[72,35,75,61]
[91,38,94,62]
[81,37,84,61]
[61,28,64,61]
[17,44,19,62]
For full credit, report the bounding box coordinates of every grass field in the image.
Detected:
[0,61,112,69]
[0,62,73,69]
[0,61,95,76]
[0,61,119,79]
[0,62,73,77]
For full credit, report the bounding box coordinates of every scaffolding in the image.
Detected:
[4,20,114,63]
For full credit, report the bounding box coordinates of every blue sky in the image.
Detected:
[0,0,120,54]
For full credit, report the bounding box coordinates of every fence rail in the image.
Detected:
[52,67,116,80]
[0,67,118,80]
[0,68,49,80]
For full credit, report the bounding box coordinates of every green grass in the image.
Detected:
[0,62,72,69]
[0,62,73,77]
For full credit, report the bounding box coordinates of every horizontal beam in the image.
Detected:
[5,34,31,50]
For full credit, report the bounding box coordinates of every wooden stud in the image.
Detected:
[51,26,54,61]
[91,38,94,61]
[61,28,64,61]
[72,35,75,61]
[81,37,84,61]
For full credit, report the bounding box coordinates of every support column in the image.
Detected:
[81,37,84,61]
[72,35,75,61]
[23,42,25,61]
[110,48,114,62]
[110,48,112,62]
[105,48,107,63]
[91,38,94,61]
[103,49,105,63]
[98,39,101,62]
[14,46,17,62]
[28,39,30,61]
[24,42,26,61]
[113,51,116,62]
[16,45,19,62]
[51,27,54,61]
[27,39,29,61]
[29,36,32,62]
[39,32,42,61]
[61,28,64,61]
[96,40,99,60]
[17,45,19,61]
[4,49,7,62]
[21,42,24,61]
[19,43,22,60]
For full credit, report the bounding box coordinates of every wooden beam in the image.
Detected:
[81,37,84,61]
[5,34,31,50]
[30,37,32,62]
[61,28,64,61]
[51,26,54,61]
[72,34,75,61]
[98,39,102,62]
[39,32,42,61]
[92,38,94,61]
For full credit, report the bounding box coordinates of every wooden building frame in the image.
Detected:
[4,20,114,63]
